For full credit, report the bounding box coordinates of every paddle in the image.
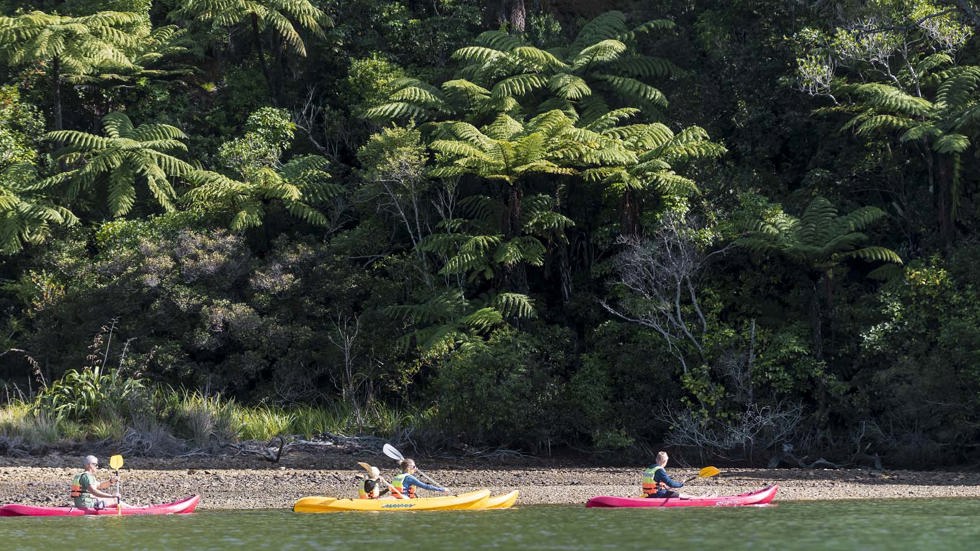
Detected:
[356,462,405,499]
[109,454,124,515]
[684,466,721,483]
[382,443,444,487]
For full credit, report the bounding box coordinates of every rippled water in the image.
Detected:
[4,499,979,550]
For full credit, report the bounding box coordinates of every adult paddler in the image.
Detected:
[70,455,124,509]
[390,458,448,498]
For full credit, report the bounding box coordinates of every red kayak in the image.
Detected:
[0,495,200,517]
[586,485,778,508]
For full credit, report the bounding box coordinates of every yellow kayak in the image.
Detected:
[463,490,519,510]
[293,490,490,513]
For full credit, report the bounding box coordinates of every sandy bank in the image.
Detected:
[2,452,979,508]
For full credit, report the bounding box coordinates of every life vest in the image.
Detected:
[391,473,416,498]
[641,465,669,496]
[359,478,381,499]
[70,472,90,499]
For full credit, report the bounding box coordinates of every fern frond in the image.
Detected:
[853,83,932,116]
[595,75,668,108]
[491,73,548,99]
[474,29,524,51]
[548,73,593,100]
[611,55,679,79]
[571,11,628,52]
[933,133,970,154]
[460,307,504,333]
[844,246,903,264]
[492,292,536,319]
[513,46,567,70]
[572,39,627,70]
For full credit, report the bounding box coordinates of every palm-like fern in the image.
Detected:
[175,0,332,96]
[736,195,902,358]
[737,196,902,273]
[582,110,727,234]
[428,109,584,246]
[367,11,678,125]
[0,10,146,129]
[0,163,78,254]
[838,57,980,245]
[184,155,341,231]
[44,112,194,218]
[385,289,536,360]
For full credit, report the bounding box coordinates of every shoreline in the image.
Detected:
[2,453,980,508]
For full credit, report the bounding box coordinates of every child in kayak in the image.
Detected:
[391,458,448,498]
[641,451,690,498]
[70,455,126,509]
[359,466,391,499]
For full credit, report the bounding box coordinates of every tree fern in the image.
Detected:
[44,112,192,218]
[0,163,78,254]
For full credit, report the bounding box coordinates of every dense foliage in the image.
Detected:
[1,1,979,468]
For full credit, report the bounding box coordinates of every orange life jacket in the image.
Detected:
[391,474,416,498]
[358,478,381,499]
[641,465,669,496]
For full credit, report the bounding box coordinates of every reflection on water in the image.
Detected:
[4,499,980,550]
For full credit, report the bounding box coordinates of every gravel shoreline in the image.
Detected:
[3,452,980,509]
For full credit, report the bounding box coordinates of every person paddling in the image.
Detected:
[391,458,447,498]
[641,451,694,499]
[70,455,126,509]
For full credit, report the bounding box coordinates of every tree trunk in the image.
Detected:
[936,153,954,249]
[250,14,277,103]
[52,57,63,131]
[497,1,527,33]
[810,276,823,360]
[622,188,640,238]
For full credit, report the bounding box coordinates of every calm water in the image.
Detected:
[3,499,979,550]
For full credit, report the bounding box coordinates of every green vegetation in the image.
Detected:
[1,1,980,468]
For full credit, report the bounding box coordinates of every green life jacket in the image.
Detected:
[70,472,97,507]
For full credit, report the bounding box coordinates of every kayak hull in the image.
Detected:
[0,495,201,517]
[293,490,491,513]
[586,485,778,508]
[462,490,520,510]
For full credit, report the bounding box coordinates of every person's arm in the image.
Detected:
[82,474,120,500]
[97,474,119,490]
[404,474,446,492]
[656,469,684,489]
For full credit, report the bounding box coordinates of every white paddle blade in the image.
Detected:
[383,443,405,461]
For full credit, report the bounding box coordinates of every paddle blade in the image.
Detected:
[383,443,404,461]
[109,455,124,470]
[357,462,373,473]
[699,466,720,478]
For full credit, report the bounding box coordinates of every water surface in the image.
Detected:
[4,499,979,550]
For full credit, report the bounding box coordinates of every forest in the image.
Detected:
[0,0,978,469]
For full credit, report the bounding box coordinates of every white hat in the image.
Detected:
[369,466,380,479]
[84,455,99,466]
